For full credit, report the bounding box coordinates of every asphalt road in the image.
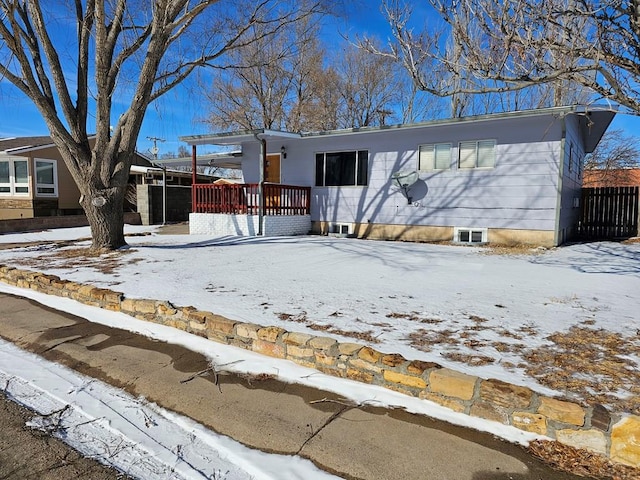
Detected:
[0,390,129,479]
[0,291,596,480]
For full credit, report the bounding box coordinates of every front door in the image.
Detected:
[264,154,282,212]
[265,154,281,183]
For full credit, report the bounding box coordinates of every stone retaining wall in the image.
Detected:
[0,264,638,469]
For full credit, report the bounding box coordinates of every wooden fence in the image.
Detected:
[578,186,639,240]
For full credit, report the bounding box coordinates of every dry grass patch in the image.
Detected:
[481,243,553,256]
[524,326,640,414]
[386,312,443,324]
[9,244,140,275]
[277,312,308,323]
[407,328,461,352]
[307,323,380,344]
[441,352,495,366]
[529,440,640,480]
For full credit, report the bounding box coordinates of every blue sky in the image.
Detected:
[0,2,637,158]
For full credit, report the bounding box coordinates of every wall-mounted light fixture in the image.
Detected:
[280,145,287,159]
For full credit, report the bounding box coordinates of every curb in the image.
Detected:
[0,264,638,469]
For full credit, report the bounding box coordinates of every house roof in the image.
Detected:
[179,106,616,154]
[153,151,243,170]
[0,134,154,166]
[129,164,215,180]
[0,136,58,153]
[180,129,301,147]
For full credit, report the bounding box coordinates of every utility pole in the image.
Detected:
[147,136,166,225]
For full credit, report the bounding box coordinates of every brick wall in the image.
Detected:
[0,264,638,470]
[0,198,34,210]
[189,213,311,236]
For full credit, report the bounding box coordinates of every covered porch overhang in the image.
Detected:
[178,129,309,236]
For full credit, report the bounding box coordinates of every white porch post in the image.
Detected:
[258,137,266,236]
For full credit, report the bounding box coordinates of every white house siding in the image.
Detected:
[233,111,607,245]
[242,115,565,238]
[557,115,586,243]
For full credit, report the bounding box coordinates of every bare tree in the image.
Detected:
[583,129,640,186]
[206,22,293,131]
[333,44,400,128]
[206,15,346,132]
[0,0,327,250]
[375,0,640,114]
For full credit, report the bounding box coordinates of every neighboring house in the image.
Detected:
[181,106,615,246]
[0,136,85,220]
[0,135,190,222]
[583,168,640,187]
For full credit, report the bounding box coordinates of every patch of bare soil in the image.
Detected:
[529,440,640,480]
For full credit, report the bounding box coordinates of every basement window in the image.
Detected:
[454,227,487,244]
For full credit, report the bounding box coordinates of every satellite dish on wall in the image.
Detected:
[391,170,419,188]
[391,171,419,204]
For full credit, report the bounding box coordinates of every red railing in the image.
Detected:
[193,183,311,216]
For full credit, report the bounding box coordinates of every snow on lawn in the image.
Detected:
[1,226,639,415]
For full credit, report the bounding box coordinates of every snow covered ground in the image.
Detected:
[1,226,638,397]
[0,225,638,476]
[0,268,538,480]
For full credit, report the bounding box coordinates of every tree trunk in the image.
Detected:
[80,185,127,251]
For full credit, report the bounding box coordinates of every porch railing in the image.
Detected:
[193,183,311,216]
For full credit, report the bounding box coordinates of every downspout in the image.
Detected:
[191,145,197,213]
[254,133,266,236]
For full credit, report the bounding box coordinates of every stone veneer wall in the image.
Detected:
[0,264,638,470]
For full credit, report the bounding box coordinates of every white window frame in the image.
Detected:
[458,140,496,169]
[454,227,488,244]
[35,158,58,197]
[418,143,452,171]
[0,158,30,196]
[0,160,10,194]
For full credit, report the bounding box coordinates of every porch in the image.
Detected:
[190,183,312,236]
[193,183,310,215]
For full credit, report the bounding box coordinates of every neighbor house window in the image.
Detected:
[315,150,368,186]
[0,158,29,195]
[458,140,496,169]
[35,159,57,196]
[419,143,451,171]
